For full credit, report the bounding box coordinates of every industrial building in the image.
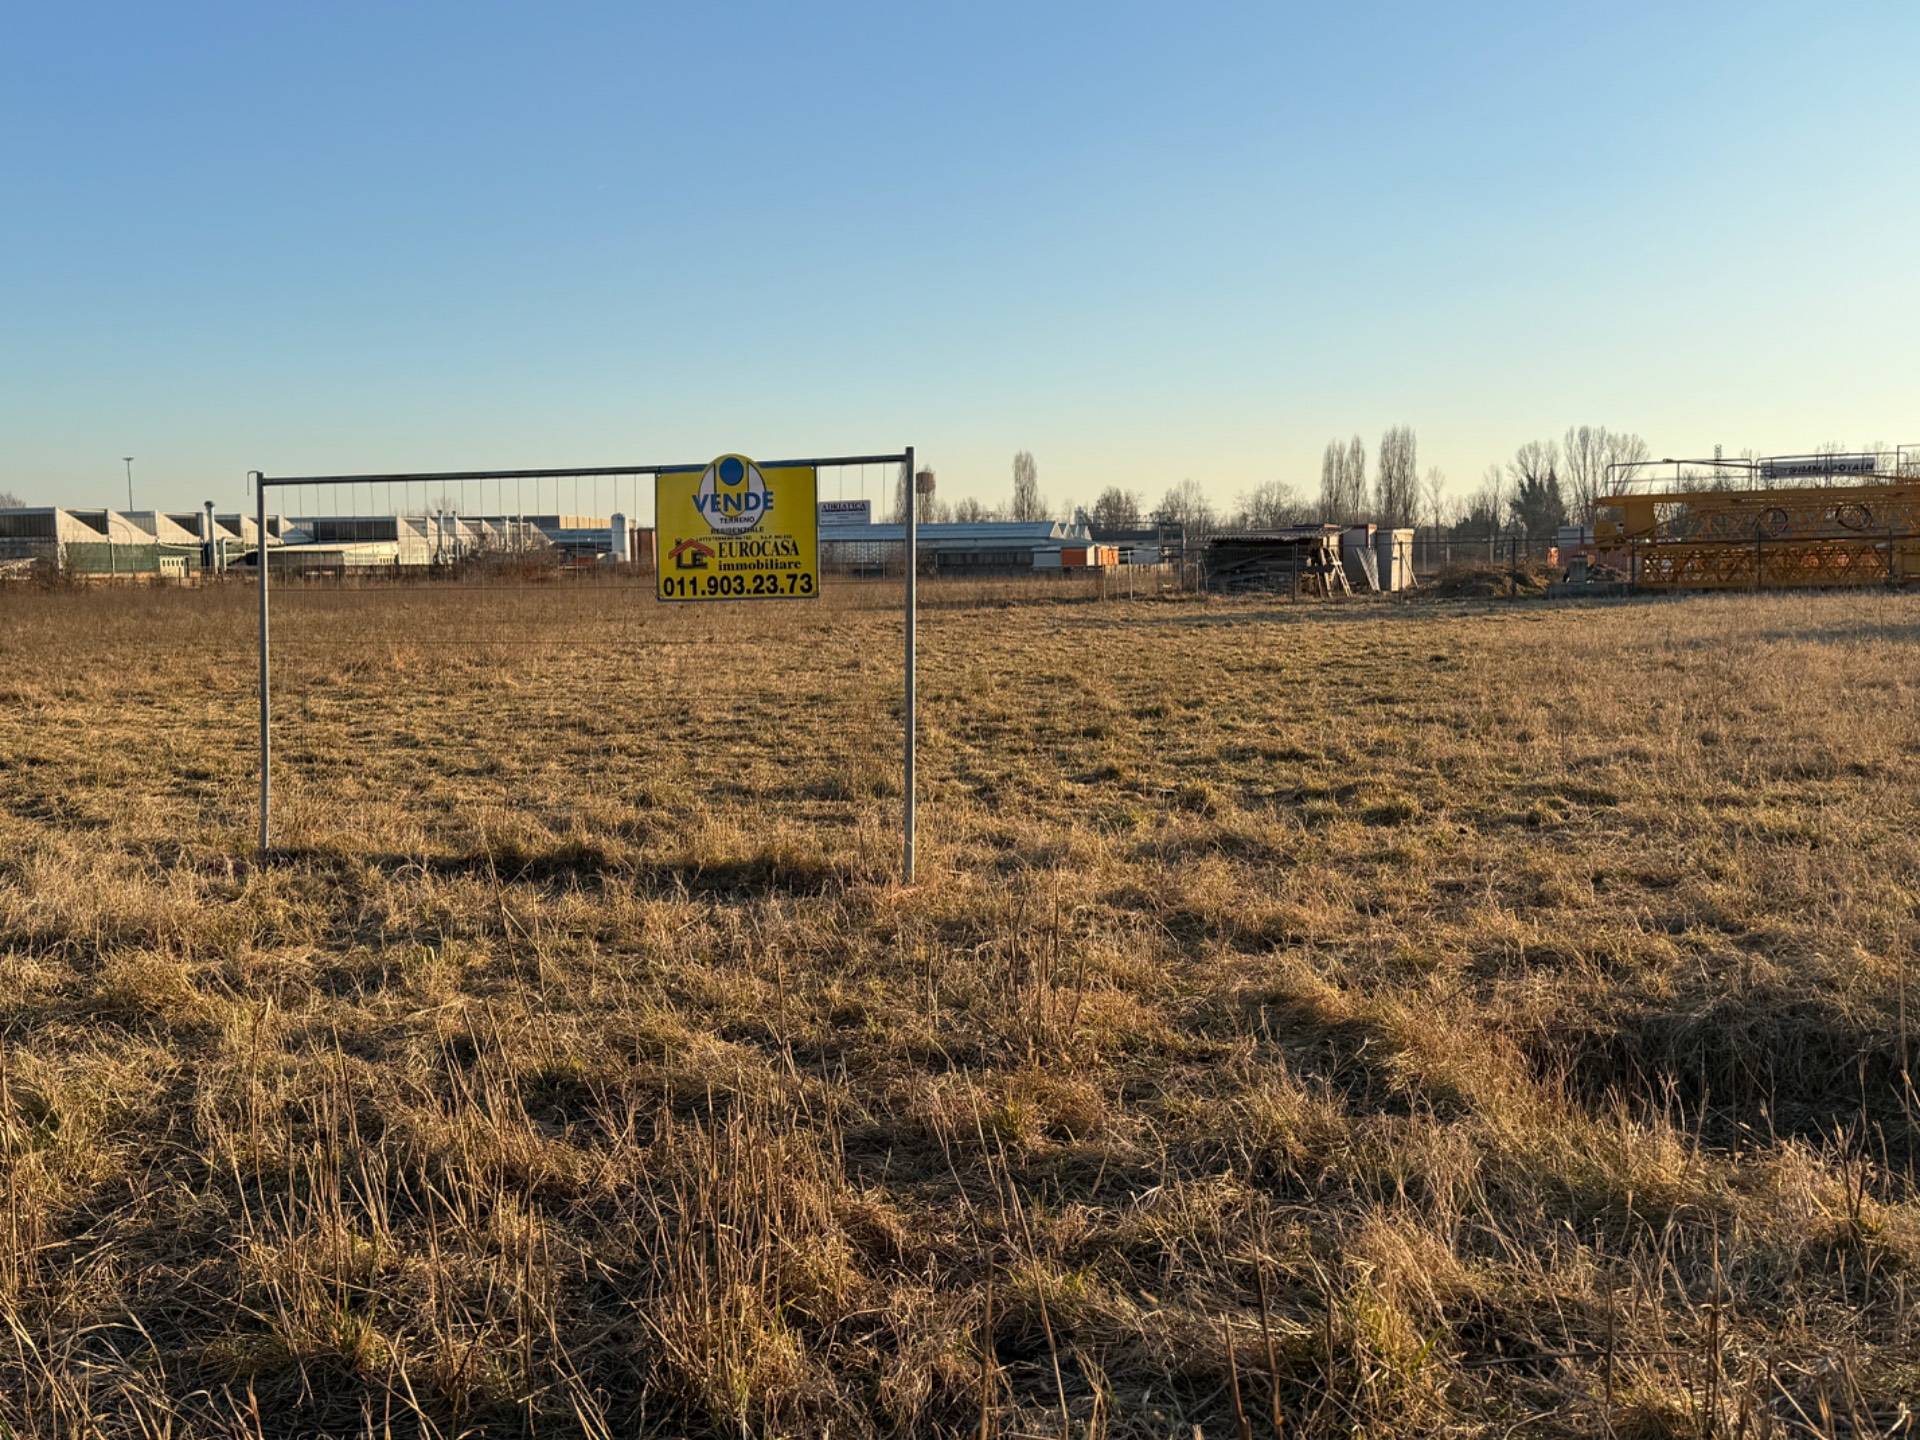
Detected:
[0,504,277,579]
[818,514,1120,574]
[8,498,1173,583]
[0,505,646,580]
[244,513,648,575]
[461,515,651,566]
[6,501,1117,581]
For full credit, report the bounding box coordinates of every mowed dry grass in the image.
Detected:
[0,579,1917,1437]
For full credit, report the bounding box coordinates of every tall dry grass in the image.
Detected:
[0,579,1915,1436]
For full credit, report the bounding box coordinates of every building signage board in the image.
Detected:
[657,455,819,601]
[1758,454,1878,479]
[819,498,871,524]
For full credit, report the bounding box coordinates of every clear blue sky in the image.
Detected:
[4,1,1915,515]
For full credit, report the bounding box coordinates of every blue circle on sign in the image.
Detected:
[720,456,746,485]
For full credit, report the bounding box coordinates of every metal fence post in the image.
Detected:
[902,446,917,886]
[255,472,270,852]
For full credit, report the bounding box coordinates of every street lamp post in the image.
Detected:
[122,457,135,513]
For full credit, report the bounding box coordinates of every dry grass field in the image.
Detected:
[0,579,1916,1437]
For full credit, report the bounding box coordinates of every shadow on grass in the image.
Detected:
[1679,617,1920,649]
[259,840,856,897]
[1046,590,1657,632]
[1522,989,1920,1174]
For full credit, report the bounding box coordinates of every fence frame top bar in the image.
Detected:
[258,453,910,488]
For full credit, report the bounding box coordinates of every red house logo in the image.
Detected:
[670,536,716,571]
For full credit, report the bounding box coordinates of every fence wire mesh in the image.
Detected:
[248,460,1130,862]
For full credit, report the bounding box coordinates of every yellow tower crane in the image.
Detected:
[1596,475,1920,590]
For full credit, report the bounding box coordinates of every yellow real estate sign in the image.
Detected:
[656,455,819,602]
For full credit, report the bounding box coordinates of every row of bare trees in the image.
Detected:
[1098,476,1320,538]
[1444,427,1652,539]
[1319,437,1367,524]
[904,427,1656,538]
[1318,424,1659,538]
[1317,426,1428,529]
[899,453,1307,538]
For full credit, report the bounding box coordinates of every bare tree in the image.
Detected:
[1318,436,1368,523]
[953,496,992,522]
[1342,435,1367,523]
[1236,479,1308,530]
[0,490,22,510]
[1456,463,1506,540]
[1154,478,1216,536]
[1504,440,1568,539]
[1010,451,1045,521]
[1600,431,1650,500]
[1509,440,1560,492]
[1561,426,1607,524]
[1318,440,1343,520]
[1089,486,1142,530]
[1374,425,1419,528]
[1561,426,1651,522]
[1422,467,1448,532]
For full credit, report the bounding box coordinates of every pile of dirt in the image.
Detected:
[1427,561,1555,599]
